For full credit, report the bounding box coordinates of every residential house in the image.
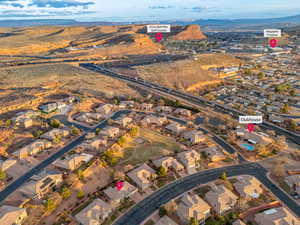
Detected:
[141,115,168,127]
[205,184,238,214]
[75,113,95,124]
[200,147,226,162]
[40,128,70,141]
[177,193,211,224]
[244,132,273,145]
[140,103,153,111]
[95,104,114,116]
[269,115,283,123]
[154,106,173,113]
[177,150,200,174]
[0,159,17,172]
[12,110,36,128]
[174,108,192,117]
[104,181,138,204]
[39,102,57,113]
[166,122,186,135]
[115,116,132,127]
[13,140,52,159]
[53,153,93,171]
[127,163,157,190]
[254,207,299,225]
[19,170,62,199]
[0,205,27,225]
[100,126,120,138]
[182,130,205,144]
[119,101,135,109]
[233,176,263,199]
[152,156,184,172]
[75,198,113,225]
[285,175,300,195]
[81,138,107,150]
[155,216,179,225]
[233,219,247,225]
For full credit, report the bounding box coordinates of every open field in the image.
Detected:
[135,53,241,91]
[121,128,183,166]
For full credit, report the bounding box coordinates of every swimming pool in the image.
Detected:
[240,143,255,151]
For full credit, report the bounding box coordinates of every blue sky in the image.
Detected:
[0,0,299,21]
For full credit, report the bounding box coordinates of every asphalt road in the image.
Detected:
[0,110,130,203]
[113,162,300,225]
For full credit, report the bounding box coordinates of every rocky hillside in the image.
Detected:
[169,25,206,40]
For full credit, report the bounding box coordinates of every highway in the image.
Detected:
[80,63,300,145]
[0,110,130,202]
[113,162,300,225]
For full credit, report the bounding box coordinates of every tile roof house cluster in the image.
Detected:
[40,128,70,141]
[19,170,62,199]
[141,115,168,127]
[99,126,120,138]
[166,122,186,135]
[205,184,238,215]
[254,207,299,225]
[0,205,27,225]
[152,156,184,172]
[233,176,263,199]
[127,163,157,190]
[182,130,205,144]
[285,175,300,195]
[53,153,93,171]
[75,198,113,225]
[104,181,138,204]
[177,193,211,224]
[140,103,153,111]
[177,150,200,174]
[155,215,178,225]
[13,139,52,159]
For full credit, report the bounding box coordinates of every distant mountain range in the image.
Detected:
[0,14,300,31]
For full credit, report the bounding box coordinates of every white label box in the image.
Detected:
[147,24,171,33]
[264,29,281,38]
[239,116,263,124]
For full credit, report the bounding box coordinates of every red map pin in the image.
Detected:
[247,123,255,133]
[116,181,124,191]
[270,39,277,48]
[155,32,163,42]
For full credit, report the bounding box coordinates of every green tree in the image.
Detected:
[117,136,127,147]
[290,89,296,96]
[49,119,62,128]
[289,120,297,131]
[219,172,227,180]
[77,189,85,199]
[77,169,84,180]
[257,72,265,79]
[129,127,139,137]
[190,217,198,225]
[281,103,289,114]
[95,128,101,135]
[53,136,61,144]
[61,187,71,199]
[71,126,80,135]
[5,119,12,127]
[158,206,167,217]
[0,169,6,180]
[45,199,56,212]
[157,166,167,177]
[33,130,44,138]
